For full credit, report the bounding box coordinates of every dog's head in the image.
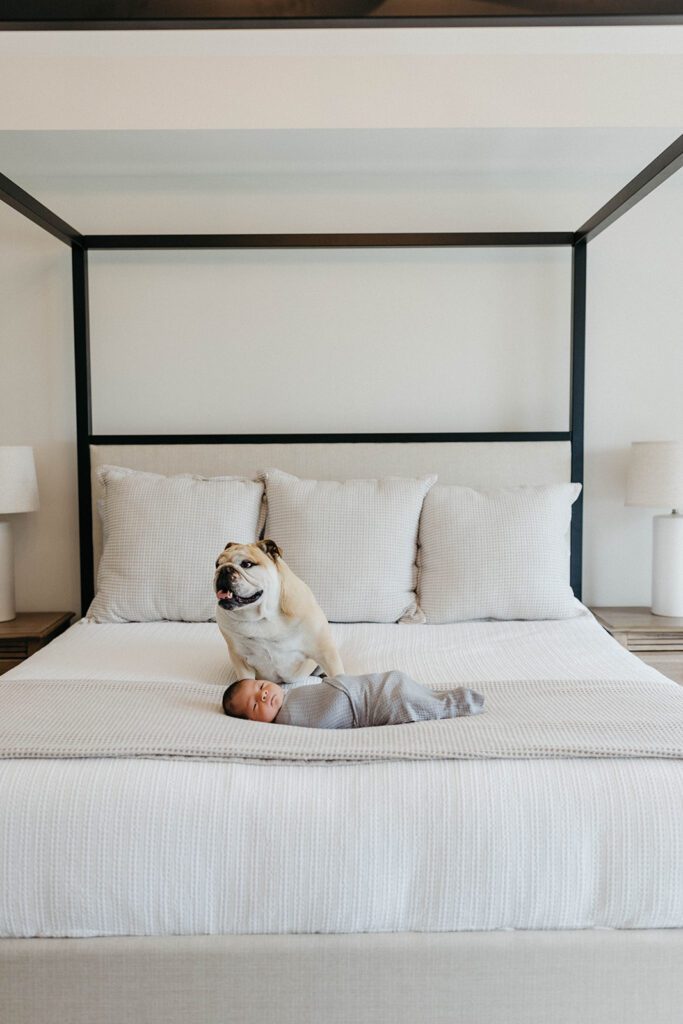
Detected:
[214,539,283,612]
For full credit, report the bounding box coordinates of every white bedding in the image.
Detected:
[1,610,682,937]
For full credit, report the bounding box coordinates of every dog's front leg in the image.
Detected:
[315,636,344,677]
[230,656,256,681]
[223,637,256,681]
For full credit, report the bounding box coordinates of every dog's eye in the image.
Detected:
[241,560,254,569]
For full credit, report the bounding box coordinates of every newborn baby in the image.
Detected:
[222,671,484,728]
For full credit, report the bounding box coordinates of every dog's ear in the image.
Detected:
[223,541,237,551]
[257,539,282,562]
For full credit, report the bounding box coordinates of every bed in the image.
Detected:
[1,440,682,1024]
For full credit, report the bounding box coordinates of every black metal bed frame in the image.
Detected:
[1,112,681,613]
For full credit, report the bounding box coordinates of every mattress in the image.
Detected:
[1,610,681,938]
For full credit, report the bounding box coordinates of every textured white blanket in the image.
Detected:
[2,673,682,763]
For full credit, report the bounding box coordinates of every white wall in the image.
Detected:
[0,202,79,614]
[88,247,570,436]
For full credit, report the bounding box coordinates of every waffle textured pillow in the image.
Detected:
[261,468,436,622]
[88,466,264,622]
[417,482,582,622]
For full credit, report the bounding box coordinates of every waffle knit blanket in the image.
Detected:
[1,674,682,763]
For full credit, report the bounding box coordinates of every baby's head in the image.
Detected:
[222,678,284,723]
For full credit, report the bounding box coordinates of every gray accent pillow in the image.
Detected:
[88,466,264,622]
[262,468,436,623]
[418,483,582,622]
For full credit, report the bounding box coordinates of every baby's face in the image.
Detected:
[232,679,284,722]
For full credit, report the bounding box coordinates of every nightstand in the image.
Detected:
[590,606,683,685]
[0,612,74,676]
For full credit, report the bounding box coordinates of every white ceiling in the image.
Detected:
[0,128,677,179]
[1,28,681,132]
[1,26,682,57]
[0,127,679,233]
[0,28,680,232]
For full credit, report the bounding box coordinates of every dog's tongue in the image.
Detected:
[217,590,233,600]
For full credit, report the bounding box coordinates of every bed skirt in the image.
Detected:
[2,929,682,1024]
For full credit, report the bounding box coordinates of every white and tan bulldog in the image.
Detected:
[214,539,344,684]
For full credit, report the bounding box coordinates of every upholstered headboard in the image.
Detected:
[90,440,572,576]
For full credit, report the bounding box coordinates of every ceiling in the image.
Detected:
[0,128,677,179]
[1,126,680,233]
[0,28,680,232]
[1,26,682,56]
[1,27,681,132]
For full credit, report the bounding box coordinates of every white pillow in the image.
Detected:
[261,468,436,623]
[88,466,264,623]
[417,483,582,623]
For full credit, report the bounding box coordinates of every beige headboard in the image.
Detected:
[90,440,571,576]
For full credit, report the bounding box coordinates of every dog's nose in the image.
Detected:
[216,568,232,590]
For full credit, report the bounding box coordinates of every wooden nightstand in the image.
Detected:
[0,612,74,676]
[591,606,683,685]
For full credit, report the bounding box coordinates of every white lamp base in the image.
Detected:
[652,513,683,617]
[0,520,15,622]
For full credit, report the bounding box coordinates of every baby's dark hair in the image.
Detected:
[222,679,249,718]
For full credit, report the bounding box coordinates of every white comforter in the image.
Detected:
[1,610,682,937]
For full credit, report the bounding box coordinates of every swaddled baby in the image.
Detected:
[222,670,484,728]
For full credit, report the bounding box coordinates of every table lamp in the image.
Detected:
[626,440,683,617]
[0,446,40,622]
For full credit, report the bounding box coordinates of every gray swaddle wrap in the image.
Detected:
[275,671,484,729]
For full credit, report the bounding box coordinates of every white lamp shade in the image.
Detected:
[625,441,683,509]
[0,446,40,514]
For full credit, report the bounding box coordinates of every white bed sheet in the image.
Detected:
[1,610,681,938]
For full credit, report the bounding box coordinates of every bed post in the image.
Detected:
[569,238,587,601]
[568,132,682,602]
[72,244,94,616]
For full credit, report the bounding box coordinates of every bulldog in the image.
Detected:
[214,539,344,684]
